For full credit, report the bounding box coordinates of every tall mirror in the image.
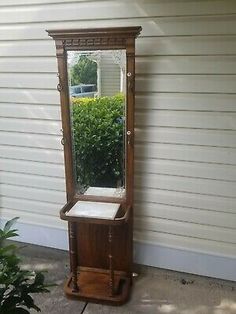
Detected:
[67,50,126,199]
[48,27,142,306]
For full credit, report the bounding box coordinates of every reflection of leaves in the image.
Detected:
[72,94,125,189]
[70,55,97,86]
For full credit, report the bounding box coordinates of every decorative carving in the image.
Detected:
[69,222,79,292]
[108,226,114,296]
[55,40,65,57]
[62,37,126,49]
[111,50,126,71]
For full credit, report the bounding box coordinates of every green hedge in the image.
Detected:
[72,94,125,191]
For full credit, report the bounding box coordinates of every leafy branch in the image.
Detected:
[0,218,53,314]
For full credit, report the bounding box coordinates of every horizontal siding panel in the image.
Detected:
[0,132,61,149]
[1,196,60,216]
[0,89,59,105]
[0,2,137,24]
[0,184,66,204]
[0,104,60,120]
[0,208,66,230]
[136,56,236,75]
[134,188,236,214]
[0,158,64,177]
[134,231,236,257]
[0,57,57,73]
[0,118,61,134]
[136,111,236,130]
[135,143,236,165]
[0,0,99,5]
[144,15,236,36]
[1,2,236,27]
[0,2,170,24]
[0,145,64,163]
[136,127,236,147]
[135,217,236,243]
[137,36,236,56]
[0,73,57,89]
[0,205,60,218]
[135,159,236,182]
[1,16,236,41]
[136,75,236,94]
[2,56,236,75]
[2,72,236,94]
[135,173,236,198]
[136,93,236,111]
[0,41,55,57]
[135,202,236,229]
[0,88,236,111]
[0,20,164,41]
[1,0,236,16]
[2,36,236,58]
[0,171,65,191]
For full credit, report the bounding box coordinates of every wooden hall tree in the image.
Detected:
[47,27,142,305]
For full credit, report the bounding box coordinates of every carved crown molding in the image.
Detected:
[47,26,142,55]
[61,37,126,50]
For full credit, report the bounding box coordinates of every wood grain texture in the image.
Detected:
[48,26,140,303]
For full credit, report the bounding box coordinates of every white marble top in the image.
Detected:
[66,201,120,220]
[84,186,125,198]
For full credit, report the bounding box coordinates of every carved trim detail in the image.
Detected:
[69,222,79,292]
[62,37,126,49]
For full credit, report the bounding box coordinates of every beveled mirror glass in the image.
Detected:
[67,50,126,199]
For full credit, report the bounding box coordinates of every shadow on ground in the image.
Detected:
[16,242,236,314]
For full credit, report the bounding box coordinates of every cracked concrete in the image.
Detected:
[17,242,236,314]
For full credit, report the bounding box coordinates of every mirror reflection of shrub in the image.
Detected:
[72,94,125,191]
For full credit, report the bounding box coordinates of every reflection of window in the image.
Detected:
[74,87,81,93]
[83,85,96,92]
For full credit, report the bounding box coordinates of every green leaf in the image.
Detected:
[3,218,19,233]
[1,230,19,241]
[22,295,40,312]
[1,296,22,311]
[0,244,17,255]
[8,308,31,314]
[0,218,53,314]
[34,272,45,286]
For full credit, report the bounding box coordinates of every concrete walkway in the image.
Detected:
[18,243,236,314]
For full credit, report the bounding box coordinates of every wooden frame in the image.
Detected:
[47,27,141,305]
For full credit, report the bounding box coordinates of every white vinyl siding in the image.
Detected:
[100,54,120,96]
[0,0,236,277]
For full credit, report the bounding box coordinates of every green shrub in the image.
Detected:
[0,218,53,314]
[72,94,125,190]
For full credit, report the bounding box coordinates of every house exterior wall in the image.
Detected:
[0,0,236,280]
[100,52,121,96]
